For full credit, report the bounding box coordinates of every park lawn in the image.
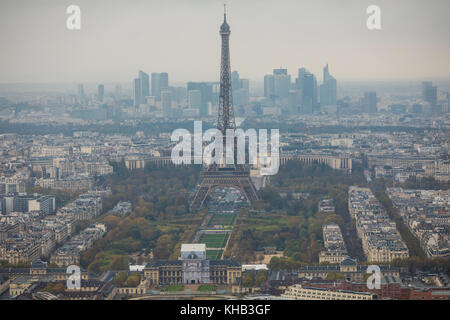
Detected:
[199,233,229,248]
[208,213,236,227]
[197,284,217,292]
[206,249,223,260]
[166,285,185,292]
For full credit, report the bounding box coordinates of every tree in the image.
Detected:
[110,256,129,270]
[42,282,65,294]
[113,271,128,287]
[255,269,268,287]
[125,273,141,287]
[242,271,255,287]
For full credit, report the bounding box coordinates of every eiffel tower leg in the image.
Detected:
[191,184,212,210]
[239,179,259,204]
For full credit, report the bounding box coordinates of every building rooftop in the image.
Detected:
[181,243,206,252]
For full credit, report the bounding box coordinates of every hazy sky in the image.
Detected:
[0,0,449,84]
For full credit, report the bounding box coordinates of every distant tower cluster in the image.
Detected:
[263,65,333,115]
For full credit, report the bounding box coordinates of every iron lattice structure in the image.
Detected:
[191,8,259,210]
[216,10,235,134]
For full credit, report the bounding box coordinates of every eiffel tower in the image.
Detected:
[190,6,259,210]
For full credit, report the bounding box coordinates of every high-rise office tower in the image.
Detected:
[232,71,240,92]
[77,84,85,103]
[133,78,142,107]
[363,91,377,113]
[97,84,104,102]
[264,69,290,101]
[151,73,160,100]
[151,72,169,101]
[240,78,249,91]
[273,68,287,75]
[231,71,249,109]
[169,86,187,105]
[237,78,250,107]
[264,74,275,99]
[139,70,150,103]
[160,73,169,94]
[274,73,291,100]
[188,90,201,111]
[319,64,337,107]
[161,91,172,117]
[295,68,307,90]
[187,82,213,116]
[302,73,317,113]
[288,89,302,114]
[422,81,437,106]
[271,68,290,100]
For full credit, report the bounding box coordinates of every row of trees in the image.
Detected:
[80,164,203,273]
[113,271,141,287]
[371,178,427,259]
[225,161,367,264]
[242,269,268,287]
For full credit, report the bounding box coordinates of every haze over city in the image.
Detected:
[0,0,449,84]
[0,0,449,308]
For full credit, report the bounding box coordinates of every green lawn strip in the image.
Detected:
[206,249,223,260]
[197,284,217,292]
[165,285,185,292]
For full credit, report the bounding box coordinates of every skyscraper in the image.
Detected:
[232,71,240,92]
[237,78,250,107]
[288,89,302,115]
[97,84,104,102]
[422,81,437,106]
[133,78,142,107]
[363,91,377,113]
[274,72,291,100]
[77,84,85,103]
[187,82,213,116]
[295,68,307,90]
[139,70,150,103]
[264,69,290,102]
[273,68,287,75]
[319,64,337,108]
[301,73,317,113]
[231,71,249,110]
[160,73,169,92]
[188,90,201,112]
[161,91,172,117]
[151,72,169,101]
[264,75,274,99]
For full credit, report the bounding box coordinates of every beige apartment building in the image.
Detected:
[281,284,374,300]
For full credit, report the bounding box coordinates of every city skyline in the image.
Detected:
[0,3,449,304]
[0,0,449,84]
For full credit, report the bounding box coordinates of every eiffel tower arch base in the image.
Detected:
[190,170,259,210]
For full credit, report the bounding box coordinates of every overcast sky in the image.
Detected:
[0,0,449,84]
